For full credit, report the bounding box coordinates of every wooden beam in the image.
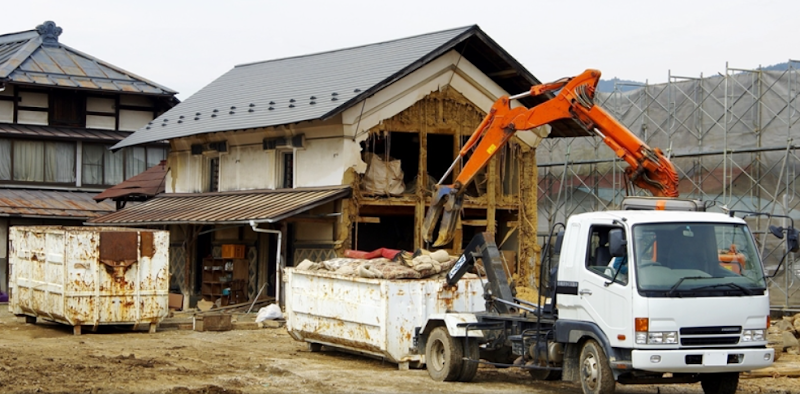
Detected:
[356,217,381,224]
[461,219,488,226]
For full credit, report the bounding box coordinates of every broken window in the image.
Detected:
[360,132,416,195]
[353,206,415,251]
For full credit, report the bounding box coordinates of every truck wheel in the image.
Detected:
[700,372,739,394]
[579,340,615,394]
[426,327,463,381]
[457,337,479,382]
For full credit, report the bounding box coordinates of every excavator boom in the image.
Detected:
[423,69,679,246]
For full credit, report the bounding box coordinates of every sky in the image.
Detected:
[6,0,796,101]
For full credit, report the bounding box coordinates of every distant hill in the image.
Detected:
[596,62,794,93]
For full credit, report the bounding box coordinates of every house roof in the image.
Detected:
[0,189,115,219]
[94,160,168,202]
[87,185,351,226]
[0,21,176,96]
[0,122,135,142]
[112,25,589,150]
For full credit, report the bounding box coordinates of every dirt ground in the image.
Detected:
[0,307,798,394]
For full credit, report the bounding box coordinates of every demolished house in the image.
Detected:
[87,25,587,306]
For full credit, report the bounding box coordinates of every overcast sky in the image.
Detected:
[7,0,795,100]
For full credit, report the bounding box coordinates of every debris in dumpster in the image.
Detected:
[294,248,474,280]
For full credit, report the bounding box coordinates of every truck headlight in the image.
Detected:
[742,329,765,342]
[647,331,678,344]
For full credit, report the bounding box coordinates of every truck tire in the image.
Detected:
[700,372,739,394]
[426,326,463,381]
[579,339,615,394]
[457,337,479,382]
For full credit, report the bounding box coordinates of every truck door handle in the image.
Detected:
[579,289,592,296]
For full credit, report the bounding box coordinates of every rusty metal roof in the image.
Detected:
[94,160,167,202]
[113,25,588,150]
[0,122,134,142]
[0,21,176,96]
[0,189,115,219]
[87,185,351,226]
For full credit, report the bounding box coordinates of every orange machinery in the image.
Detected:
[422,69,679,247]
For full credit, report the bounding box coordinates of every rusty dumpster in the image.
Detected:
[8,226,170,335]
[284,267,485,369]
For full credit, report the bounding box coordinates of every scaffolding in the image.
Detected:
[537,61,800,311]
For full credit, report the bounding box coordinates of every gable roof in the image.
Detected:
[0,21,176,96]
[112,25,588,150]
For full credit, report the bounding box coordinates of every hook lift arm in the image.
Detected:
[422,69,679,247]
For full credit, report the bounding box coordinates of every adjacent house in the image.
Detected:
[88,25,587,304]
[0,21,178,293]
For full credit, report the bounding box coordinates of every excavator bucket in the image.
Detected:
[422,185,463,247]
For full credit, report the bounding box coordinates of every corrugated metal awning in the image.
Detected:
[87,185,351,226]
[0,189,115,219]
[94,160,167,201]
[0,123,134,142]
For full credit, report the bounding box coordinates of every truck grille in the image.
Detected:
[679,326,741,346]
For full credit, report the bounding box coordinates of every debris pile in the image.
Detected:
[768,313,800,361]
[296,249,474,280]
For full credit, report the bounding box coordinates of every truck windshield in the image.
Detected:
[632,222,766,297]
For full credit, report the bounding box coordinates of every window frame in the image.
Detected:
[0,138,77,186]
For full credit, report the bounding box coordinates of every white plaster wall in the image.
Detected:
[120,109,153,131]
[86,115,115,130]
[166,150,205,193]
[219,144,273,191]
[0,86,13,123]
[294,137,351,187]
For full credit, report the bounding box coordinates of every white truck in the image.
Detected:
[417,208,787,394]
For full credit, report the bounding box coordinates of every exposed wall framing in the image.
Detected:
[351,87,537,285]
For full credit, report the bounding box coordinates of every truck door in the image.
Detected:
[576,225,631,341]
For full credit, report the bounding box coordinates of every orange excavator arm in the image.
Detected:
[423,69,679,246]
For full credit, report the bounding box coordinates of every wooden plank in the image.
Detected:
[461,219,488,226]
[356,217,380,224]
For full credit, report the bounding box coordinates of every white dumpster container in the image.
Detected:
[8,226,170,335]
[284,267,485,369]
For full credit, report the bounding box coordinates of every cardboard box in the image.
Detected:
[221,244,245,259]
[169,293,184,311]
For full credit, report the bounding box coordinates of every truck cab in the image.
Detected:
[555,210,773,393]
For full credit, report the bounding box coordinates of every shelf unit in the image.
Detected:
[201,258,248,305]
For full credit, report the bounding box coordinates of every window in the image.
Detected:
[50,91,86,127]
[586,225,627,284]
[0,138,75,183]
[209,157,220,192]
[81,144,167,186]
[281,151,293,188]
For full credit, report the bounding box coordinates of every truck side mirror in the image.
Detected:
[769,225,800,253]
[609,228,627,257]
